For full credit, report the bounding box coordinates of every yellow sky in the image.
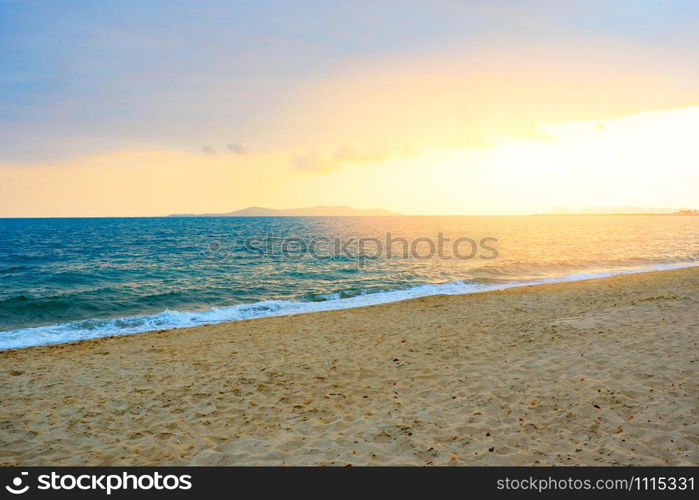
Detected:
[2,43,698,216]
[2,103,698,216]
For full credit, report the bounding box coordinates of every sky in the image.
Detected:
[1,0,698,216]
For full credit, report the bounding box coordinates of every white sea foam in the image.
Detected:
[1,261,697,350]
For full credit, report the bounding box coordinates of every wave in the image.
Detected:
[0,265,32,275]
[1,261,697,350]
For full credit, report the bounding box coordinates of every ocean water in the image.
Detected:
[0,215,697,350]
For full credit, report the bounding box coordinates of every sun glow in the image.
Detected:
[377,104,699,214]
[1,105,698,217]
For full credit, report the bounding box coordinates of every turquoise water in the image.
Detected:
[1,216,697,349]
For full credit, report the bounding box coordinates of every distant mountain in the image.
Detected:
[168,205,400,217]
[541,207,680,215]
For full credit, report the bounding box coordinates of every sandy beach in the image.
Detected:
[1,267,697,466]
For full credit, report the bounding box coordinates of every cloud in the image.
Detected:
[268,41,699,163]
[399,143,421,158]
[332,142,393,163]
[3,1,699,165]
[226,143,247,154]
[288,152,339,173]
[202,146,216,154]
[289,143,396,173]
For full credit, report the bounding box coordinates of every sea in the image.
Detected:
[1,215,697,349]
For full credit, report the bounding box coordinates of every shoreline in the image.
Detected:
[1,266,698,465]
[2,261,698,351]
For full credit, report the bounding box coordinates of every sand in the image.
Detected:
[1,267,698,466]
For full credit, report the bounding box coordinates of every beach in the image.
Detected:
[1,266,697,466]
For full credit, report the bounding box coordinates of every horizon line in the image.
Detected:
[2,213,697,219]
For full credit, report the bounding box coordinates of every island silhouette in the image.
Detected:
[169,206,400,217]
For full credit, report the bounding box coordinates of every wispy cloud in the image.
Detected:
[226,143,247,155]
[289,152,338,173]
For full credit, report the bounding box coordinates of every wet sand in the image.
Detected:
[1,267,698,465]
